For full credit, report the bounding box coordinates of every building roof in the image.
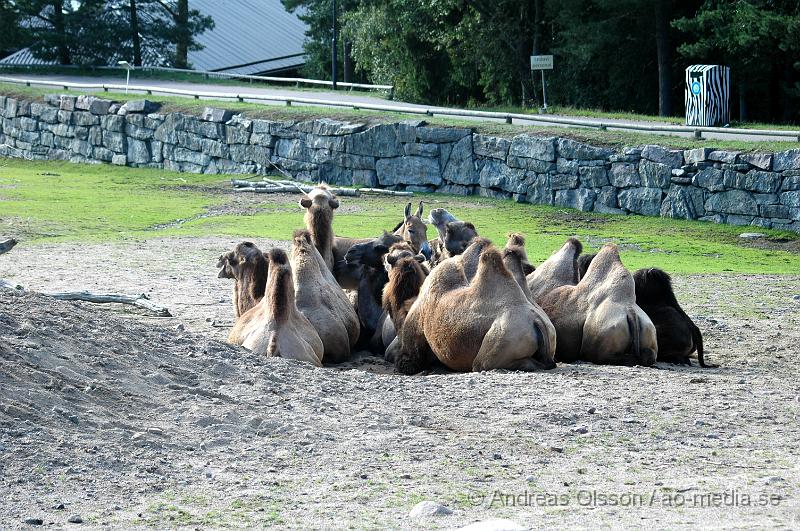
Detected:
[0,0,308,75]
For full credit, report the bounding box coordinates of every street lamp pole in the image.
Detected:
[118,60,132,94]
[331,0,337,90]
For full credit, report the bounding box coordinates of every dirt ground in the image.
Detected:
[1,237,799,529]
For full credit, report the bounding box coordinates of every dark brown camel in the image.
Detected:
[381,242,429,359]
[216,241,269,318]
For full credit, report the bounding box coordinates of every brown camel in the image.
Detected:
[290,230,360,363]
[536,242,658,366]
[380,242,429,358]
[390,241,557,374]
[216,241,269,318]
[526,238,582,302]
[577,254,711,367]
[228,249,323,367]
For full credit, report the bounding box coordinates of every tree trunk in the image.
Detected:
[53,1,70,65]
[174,0,189,68]
[738,79,748,122]
[530,0,543,107]
[655,0,672,117]
[130,0,142,66]
[343,41,354,83]
[516,0,534,107]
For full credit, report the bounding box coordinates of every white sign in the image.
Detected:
[530,55,553,70]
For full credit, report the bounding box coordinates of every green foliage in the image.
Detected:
[0,0,31,57]
[2,159,798,274]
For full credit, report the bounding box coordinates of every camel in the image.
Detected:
[290,230,360,363]
[535,242,658,366]
[390,240,557,374]
[216,242,269,318]
[502,233,534,301]
[228,248,323,367]
[344,231,404,352]
[526,238,582,302]
[380,242,429,358]
[577,255,710,367]
[426,208,479,267]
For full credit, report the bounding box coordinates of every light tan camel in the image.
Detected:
[536,242,658,366]
[290,229,360,363]
[526,238,582,302]
[216,242,268,318]
[228,249,323,367]
[390,241,557,374]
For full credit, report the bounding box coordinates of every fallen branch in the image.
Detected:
[0,238,17,255]
[358,188,413,196]
[231,180,360,196]
[0,281,171,317]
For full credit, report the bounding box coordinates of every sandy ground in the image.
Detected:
[1,237,799,529]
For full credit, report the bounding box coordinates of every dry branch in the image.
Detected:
[230,179,412,197]
[0,238,18,255]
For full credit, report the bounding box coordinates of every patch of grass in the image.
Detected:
[2,159,799,274]
[2,82,798,152]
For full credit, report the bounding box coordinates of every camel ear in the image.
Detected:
[300,196,312,209]
[329,197,339,209]
[415,201,423,218]
[404,202,411,219]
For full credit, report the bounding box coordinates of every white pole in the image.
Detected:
[541,70,547,110]
[125,68,130,94]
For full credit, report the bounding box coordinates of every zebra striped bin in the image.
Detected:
[685,65,730,127]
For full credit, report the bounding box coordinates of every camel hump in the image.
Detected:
[269,248,289,266]
[478,247,510,278]
[566,237,583,256]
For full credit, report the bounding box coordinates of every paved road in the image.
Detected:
[3,73,798,144]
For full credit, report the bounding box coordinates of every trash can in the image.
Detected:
[685,65,730,127]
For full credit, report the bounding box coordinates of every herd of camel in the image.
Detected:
[216,184,714,373]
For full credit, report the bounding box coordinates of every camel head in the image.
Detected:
[217,242,268,280]
[504,233,535,275]
[428,208,459,241]
[345,231,404,268]
[395,201,430,259]
[217,251,235,279]
[291,229,316,258]
[383,242,426,273]
[299,184,339,211]
[444,220,479,257]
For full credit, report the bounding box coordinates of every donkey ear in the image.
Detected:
[300,196,312,209]
[415,201,424,218]
[329,197,339,209]
[464,222,476,231]
[404,202,411,218]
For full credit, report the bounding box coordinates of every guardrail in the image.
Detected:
[0,63,395,96]
[1,75,799,142]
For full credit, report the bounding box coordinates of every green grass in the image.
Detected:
[2,82,799,152]
[1,159,798,274]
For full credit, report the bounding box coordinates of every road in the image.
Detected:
[3,73,798,144]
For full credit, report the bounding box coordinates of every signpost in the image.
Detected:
[530,54,553,110]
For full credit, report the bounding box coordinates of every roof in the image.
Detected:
[0,0,308,75]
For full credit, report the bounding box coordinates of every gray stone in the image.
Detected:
[556,157,579,175]
[783,176,800,191]
[578,166,608,188]
[754,193,779,205]
[416,126,470,143]
[201,107,234,123]
[439,183,474,196]
[172,147,211,167]
[671,168,686,177]
[36,106,59,124]
[250,132,276,148]
[332,152,376,170]
[708,150,739,164]
[124,99,158,114]
[618,187,663,216]
[225,125,250,145]
[101,114,125,132]
[739,152,772,170]
[376,156,441,186]
[125,122,154,141]
[642,144,683,167]
[506,155,555,173]
[609,163,640,188]
[318,164,353,186]
[723,162,755,172]
[57,110,72,124]
[727,214,754,226]
[509,135,556,162]
[443,135,477,185]
[473,134,510,160]
[479,159,525,193]
[750,218,772,229]
[595,186,617,208]
[70,139,92,157]
[404,142,439,157]
[699,214,726,224]
[19,117,38,131]
[639,159,671,188]
[73,111,99,127]
[406,185,437,193]
[88,127,102,146]
[352,170,377,187]
[760,204,790,219]
[43,93,61,107]
[312,118,366,136]
[555,188,596,212]
[780,191,800,208]
[347,124,402,157]
[557,137,612,160]
[594,203,626,215]
[526,174,553,205]
[773,149,800,171]
[126,138,150,164]
[693,168,725,191]
[705,190,758,215]
[111,154,127,166]
[684,147,711,164]
[478,187,513,200]
[67,514,83,524]
[396,122,418,143]
[274,138,314,162]
[59,96,76,111]
[551,173,579,190]
[661,186,705,220]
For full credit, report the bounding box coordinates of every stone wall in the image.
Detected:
[1,93,799,232]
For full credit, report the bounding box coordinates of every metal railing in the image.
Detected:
[0,63,395,95]
[1,75,798,142]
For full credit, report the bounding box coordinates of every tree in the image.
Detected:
[145,0,214,69]
[0,1,31,58]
